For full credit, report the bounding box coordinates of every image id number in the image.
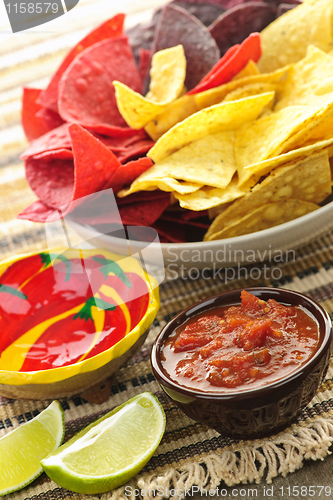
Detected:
[279,486,332,496]
[6,3,59,14]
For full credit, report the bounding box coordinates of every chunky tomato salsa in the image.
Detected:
[161,291,320,392]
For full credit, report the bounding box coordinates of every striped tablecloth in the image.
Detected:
[1,1,333,499]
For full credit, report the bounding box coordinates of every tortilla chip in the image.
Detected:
[172,1,225,27]
[174,177,249,211]
[114,45,186,129]
[195,66,288,109]
[235,105,326,185]
[58,37,142,132]
[209,3,275,56]
[188,33,262,95]
[206,150,331,237]
[35,107,64,131]
[21,123,71,160]
[258,0,333,73]
[21,88,55,142]
[205,199,319,240]
[120,131,236,197]
[146,45,186,102]
[119,177,203,196]
[150,4,220,90]
[223,82,277,102]
[145,94,198,141]
[37,13,125,112]
[244,137,333,179]
[275,46,333,111]
[232,59,260,80]
[148,92,275,163]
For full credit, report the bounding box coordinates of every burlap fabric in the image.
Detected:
[1,1,333,499]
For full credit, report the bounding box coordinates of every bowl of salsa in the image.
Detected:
[151,288,332,439]
[0,247,159,400]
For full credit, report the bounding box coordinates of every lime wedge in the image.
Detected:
[41,392,165,494]
[0,400,64,496]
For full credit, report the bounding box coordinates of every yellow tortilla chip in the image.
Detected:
[195,67,287,110]
[244,137,333,179]
[118,177,202,196]
[174,178,249,211]
[232,60,260,80]
[224,82,277,103]
[145,94,198,141]
[148,92,275,163]
[146,45,186,102]
[275,46,333,111]
[120,131,237,196]
[258,0,333,73]
[114,45,186,129]
[205,150,331,238]
[205,200,319,241]
[234,105,326,185]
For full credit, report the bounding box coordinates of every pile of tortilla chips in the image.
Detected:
[20,0,333,243]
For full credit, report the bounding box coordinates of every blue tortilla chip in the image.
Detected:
[150,4,220,90]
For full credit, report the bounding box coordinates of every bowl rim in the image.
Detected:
[0,247,160,386]
[70,199,333,251]
[151,287,332,401]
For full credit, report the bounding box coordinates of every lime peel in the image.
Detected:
[0,400,64,497]
[41,392,166,494]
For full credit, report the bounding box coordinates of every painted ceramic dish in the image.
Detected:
[0,247,159,400]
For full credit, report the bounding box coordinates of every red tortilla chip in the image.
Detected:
[209,3,275,56]
[23,124,123,219]
[115,140,155,164]
[97,129,148,151]
[150,4,220,90]
[18,200,60,223]
[58,36,142,132]
[85,123,145,138]
[37,14,125,113]
[138,48,152,83]
[35,107,64,131]
[25,157,74,209]
[116,190,168,206]
[152,219,185,243]
[119,195,170,226]
[21,88,54,142]
[69,124,121,200]
[106,157,154,193]
[68,190,169,227]
[21,124,71,160]
[187,43,239,94]
[188,32,261,94]
[33,149,73,161]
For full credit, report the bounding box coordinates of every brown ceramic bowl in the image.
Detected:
[151,287,333,439]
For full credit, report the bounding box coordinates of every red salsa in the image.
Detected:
[161,291,320,392]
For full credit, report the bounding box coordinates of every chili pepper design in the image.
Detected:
[0,253,99,354]
[0,251,150,371]
[20,297,128,371]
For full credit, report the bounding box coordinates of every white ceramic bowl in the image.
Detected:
[68,201,333,271]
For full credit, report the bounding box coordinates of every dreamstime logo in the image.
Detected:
[4,0,80,33]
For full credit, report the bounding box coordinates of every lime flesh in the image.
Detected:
[0,400,64,496]
[41,392,165,494]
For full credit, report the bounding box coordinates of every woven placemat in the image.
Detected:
[1,234,333,500]
[1,1,333,498]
